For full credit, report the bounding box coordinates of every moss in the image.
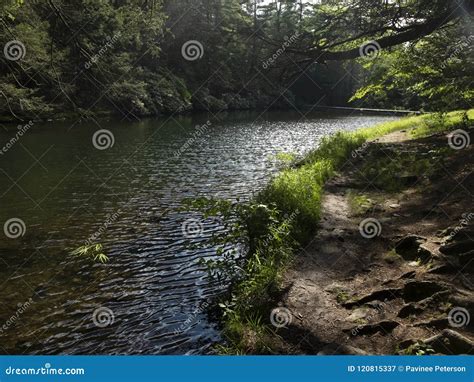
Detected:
[383,249,402,264]
[336,291,351,304]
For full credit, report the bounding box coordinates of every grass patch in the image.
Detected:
[347,191,375,216]
[218,109,473,354]
[410,110,473,138]
[274,152,297,163]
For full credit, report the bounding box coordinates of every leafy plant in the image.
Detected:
[70,244,109,264]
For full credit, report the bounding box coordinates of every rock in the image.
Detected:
[345,320,400,336]
[399,290,451,319]
[444,226,474,243]
[397,303,424,318]
[440,240,474,256]
[449,296,474,315]
[394,235,432,262]
[424,329,474,355]
[400,270,417,279]
[459,250,474,268]
[415,318,449,329]
[342,288,402,308]
[428,263,458,274]
[430,250,474,273]
[365,301,386,310]
[398,339,416,350]
[318,344,368,355]
[402,281,447,302]
[347,308,371,322]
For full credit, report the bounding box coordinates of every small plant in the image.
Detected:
[70,244,109,263]
[274,152,296,164]
[383,249,402,264]
[347,191,374,215]
[401,342,436,356]
[336,291,350,304]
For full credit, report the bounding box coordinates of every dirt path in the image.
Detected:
[271,130,474,355]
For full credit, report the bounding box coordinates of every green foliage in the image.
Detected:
[274,152,296,163]
[347,192,374,216]
[411,110,474,138]
[351,22,474,112]
[219,110,472,353]
[2,1,471,120]
[400,342,436,356]
[70,244,109,264]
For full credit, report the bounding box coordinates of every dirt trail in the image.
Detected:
[271,129,474,355]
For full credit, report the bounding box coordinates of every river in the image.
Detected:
[0,110,396,354]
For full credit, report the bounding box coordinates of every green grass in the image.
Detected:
[347,191,375,216]
[410,109,473,138]
[219,109,473,354]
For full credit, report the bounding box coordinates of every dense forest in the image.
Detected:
[1,0,473,122]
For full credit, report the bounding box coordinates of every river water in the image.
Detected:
[0,111,396,354]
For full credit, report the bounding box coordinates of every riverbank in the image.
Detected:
[218,110,473,354]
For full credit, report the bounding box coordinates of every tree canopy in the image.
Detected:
[1,0,472,121]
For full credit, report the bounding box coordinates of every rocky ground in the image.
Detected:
[269,129,474,355]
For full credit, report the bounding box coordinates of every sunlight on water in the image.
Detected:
[0,111,396,354]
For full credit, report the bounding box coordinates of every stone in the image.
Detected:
[345,320,400,336]
[347,308,370,322]
[402,281,447,302]
[440,240,474,256]
[318,344,368,355]
[424,329,474,355]
[342,288,402,308]
[394,235,432,261]
[397,303,424,318]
